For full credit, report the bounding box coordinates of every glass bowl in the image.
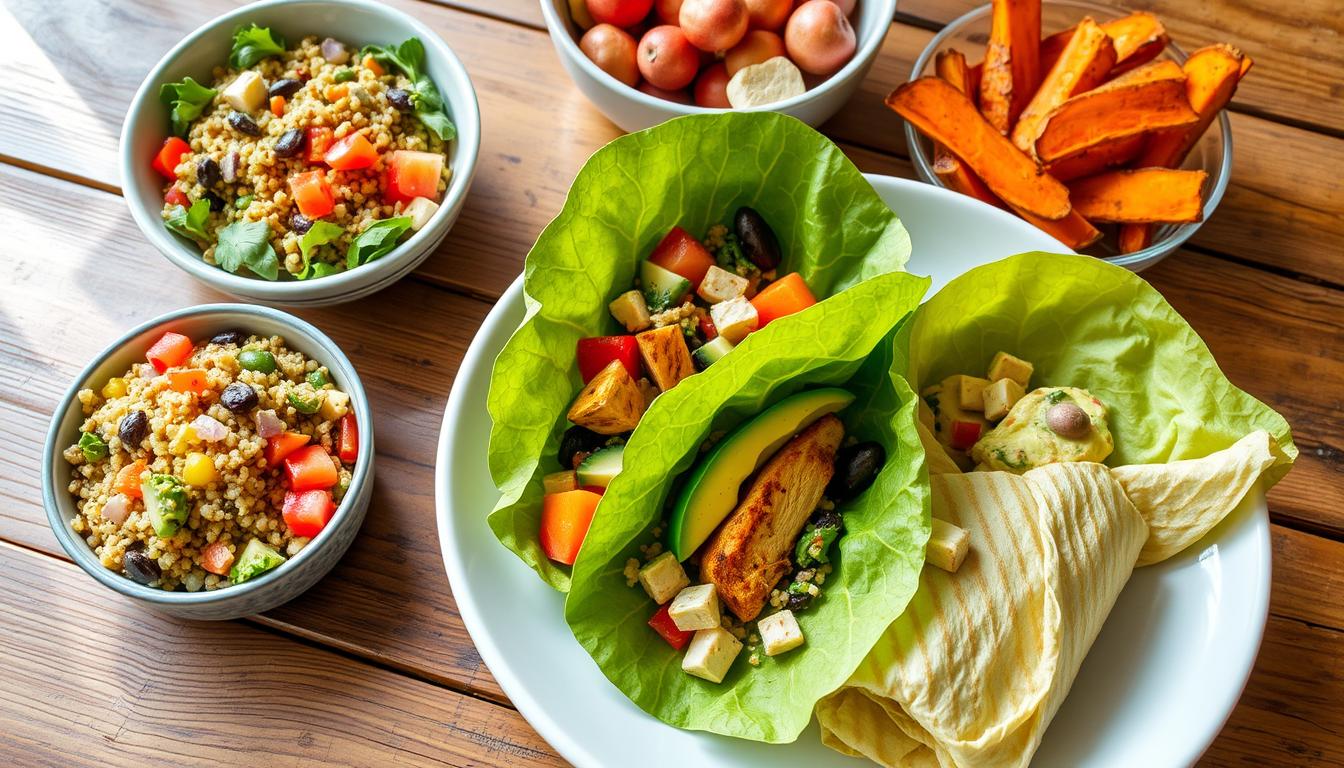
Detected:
[905,0,1232,271]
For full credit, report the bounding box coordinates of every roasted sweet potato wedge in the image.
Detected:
[1069,168,1207,223]
[1012,17,1117,153]
[980,0,1041,133]
[1044,134,1145,181]
[1101,11,1169,75]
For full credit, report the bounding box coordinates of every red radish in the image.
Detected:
[654,0,685,23]
[638,80,693,103]
[580,24,640,87]
[694,63,732,107]
[784,0,856,75]
[586,0,654,27]
[743,0,792,29]
[679,0,749,52]
[637,26,701,90]
[725,29,786,76]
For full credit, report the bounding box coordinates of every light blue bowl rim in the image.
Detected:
[42,303,374,606]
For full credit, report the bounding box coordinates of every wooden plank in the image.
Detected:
[0,541,564,767]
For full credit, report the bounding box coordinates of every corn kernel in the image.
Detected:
[169,424,197,455]
[184,452,219,487]
[102,377,128,399]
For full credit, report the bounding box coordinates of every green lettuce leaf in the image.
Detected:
[486,112,913,590]
[347,217,412,268]
[905,252,1296,477]
[564,270,933,742]
[158,77,216,137]
[229,24,286,69]
[298,220,344,280]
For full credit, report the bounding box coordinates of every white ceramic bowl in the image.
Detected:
[120,0,481,306]
[540,0,898,132]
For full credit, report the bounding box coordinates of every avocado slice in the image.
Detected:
[141,474,189,538]
[666,387,855,560]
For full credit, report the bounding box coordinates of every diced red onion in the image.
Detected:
[102,494,131,525]
[321,37,350,64]
[191,414,228,442]
[255,409,283,439]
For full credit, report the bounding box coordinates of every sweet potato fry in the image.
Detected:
[1012,17,1117,153]
[937,48,980,105]
[1101,12,1169,75]
[980,0,1041,133]
[1044,134,1145,181]
[1069,168,1207,223]
[1034,60,1198,165]
[888,77,1072,220]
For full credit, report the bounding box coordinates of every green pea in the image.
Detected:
[333,68,356,83]
[79,431,108,462]
[238,349,277,374]
[306,370,330,389]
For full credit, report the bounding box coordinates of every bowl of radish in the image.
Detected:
[540,0,897,132]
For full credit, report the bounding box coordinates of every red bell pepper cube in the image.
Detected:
[146,331,194,372]
[282,488,336,538]
[698,314,718,341]
[648,603,693,650]
[290,170,336,219]
[284,444,339,491]
[164,186,189,208]
[264,431,311,466]
[649,227,716,289]
[576,336,641,383]
[948,419,984,452]
[383,149,444,205]
[338,413,359,464]
[151,137,191,180]
[324,132,379,171]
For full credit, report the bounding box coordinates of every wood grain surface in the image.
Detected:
[0,0,1340,765]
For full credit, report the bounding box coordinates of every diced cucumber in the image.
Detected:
[691,335,735,370]
[641,261,691,312]
[576,444,624,488]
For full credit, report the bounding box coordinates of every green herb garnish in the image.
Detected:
[78,432,108,462]
[229,24,287,68]
[346,216,412,268]
[297,220,345,280]
[235,194,254,209]
[1047,390,1068,405]
[361,38,456,140]
[164,199,211,243]
[215,220,279,280]
[158,77,217,137]
[333,68,356,83]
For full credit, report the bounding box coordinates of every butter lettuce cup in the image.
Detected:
[485,112,913,591]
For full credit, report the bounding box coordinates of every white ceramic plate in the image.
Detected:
[435,176,1269,767]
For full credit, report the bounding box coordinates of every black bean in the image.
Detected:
[205,191,226,212]
[786,591,815,612]
[220,382,259,413]
[274,128,304,158]
[196,156,221,188]
[209,330,246,346]
[827,442,886,502]
[558,426,607,470]
[734,206,782,271]
[117,411,149,450]
[289,213,313,234]
[228,111,261,136]
[268,78,302,98]
[387,87,413,110]
[220,151,241,183]
[123,549,162,585]
[812,510,843,531]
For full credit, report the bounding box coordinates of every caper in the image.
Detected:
[1045,402,1091,439]
[734,206,781,271]
[827,442,886,502]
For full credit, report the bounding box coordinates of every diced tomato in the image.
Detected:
[290,170,336,219]
[305,127,335,163]
[750,272,817,328]
[201,541,235,576]
[114,460,147,498]
[383,150,444,205]
[539,489,602,565]
[576,336,641,383]
[146,331,194,372]
[949,420,984,452]
[338,413,358,464]
[151,137,191,180]
[648,603,693,650]
[284,444,338,491]
[699,314,718,341]
[649,227,716,289]
[324,132,379,171]
[264,431,311,466]
[282,489,336,538]
[164,186,189,207]
[167,369,209,394]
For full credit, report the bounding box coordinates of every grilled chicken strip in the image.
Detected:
[702,414,844,621]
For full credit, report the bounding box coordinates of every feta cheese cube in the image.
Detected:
[942,374,991,412]
[757,610,805,656]
[638,552,689,604]
[609,290,652,333]
[709,296,759,344]
[987,351,1033,388]
[403,197,440,231]
[681,626,742,683]
[318,389,350,421]
[926,517,970,573]
[697,265,749,304]
[983,377,1026,421]
[669,584,720,632]
[222,71,266,113]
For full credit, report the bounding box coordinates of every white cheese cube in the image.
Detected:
[668,584,720,632]
[637,552,689,605]
[403,197,440,231]
[222,71,266,113]
[926,517,970,573]
[709,296,758,344]
[697,265,749,304]
[681,626,742,683]
[318,389,349,421]
[609,290,652,333]
[757,609,805,656]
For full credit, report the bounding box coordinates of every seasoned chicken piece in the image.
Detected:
[636,325,696,392]
[566,360,643,435]
[701,414,844,621]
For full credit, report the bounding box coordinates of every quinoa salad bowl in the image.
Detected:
[120,0,481,307]
[42,304,375,621]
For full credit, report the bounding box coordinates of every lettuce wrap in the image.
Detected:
[564,270,933,742]
[487,113,913,590]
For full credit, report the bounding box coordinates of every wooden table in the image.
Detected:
[1,0,1339,764]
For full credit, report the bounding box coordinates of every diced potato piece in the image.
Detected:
[543,470,578,495]
[669,584,720,632]
[609,290,652,333]
[403,197,439,231]
[983,377,1026,421]
[987,351,1033,388]
[926,517,970,573]
[638,551,690,604]
[319,389,351,421]
[222,71,266,112]
[758,609,805,656]
[566,359,644,435]
[682,626,743,683]
[942,374,991,411]
[697,265,749,304]
[636,325,696,392]
[708,296,758,344]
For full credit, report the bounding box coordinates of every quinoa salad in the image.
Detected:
[62,329,360,591]
[152,25,455,281]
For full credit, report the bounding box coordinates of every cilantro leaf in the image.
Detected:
[362,38,456,141]
[215,220,279,280]
[298,220,345,280]
[229,24,287,69]
[158,77,217,137]
[164,199,212,243]
[346,217,412,268]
